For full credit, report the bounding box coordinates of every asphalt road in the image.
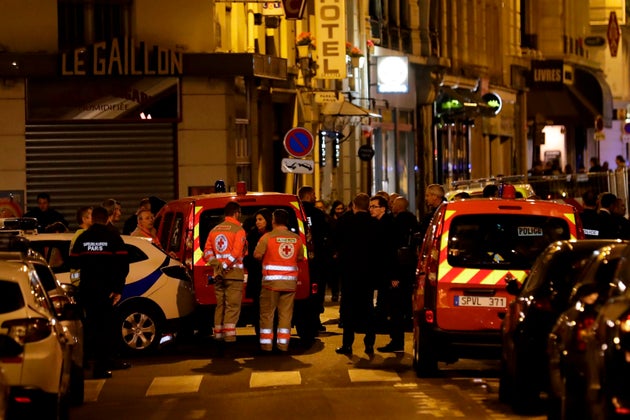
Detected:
[70,300,545,420]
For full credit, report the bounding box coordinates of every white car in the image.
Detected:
[26,233,196,355]
[0,259,77,419]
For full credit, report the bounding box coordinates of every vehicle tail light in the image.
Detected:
[533,296,553,312]
[576,315,596,351]
[425,309,434,324]
[2,318,51,345]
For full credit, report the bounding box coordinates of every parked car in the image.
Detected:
[499,239,624,413]
[547,242,627,420]
[0,257,81,420]
[25,233,196,355]
[583,242,630,419]
[413,194,583,378]
[0,337,13,420]
[0,245,85,407]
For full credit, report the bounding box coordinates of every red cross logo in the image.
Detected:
[215,234,228,253]
[280,243,295,259]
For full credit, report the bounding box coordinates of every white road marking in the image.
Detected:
[84,379,106,402]
[145,375,203,396]
[347,369,401,382]
[249,371,302,388]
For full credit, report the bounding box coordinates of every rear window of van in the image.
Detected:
[447,214,571,270]
[199,206,300,248]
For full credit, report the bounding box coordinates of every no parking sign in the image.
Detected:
[283,127,314,158]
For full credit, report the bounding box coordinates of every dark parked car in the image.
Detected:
[500,239,625,413]
[548,242,627,420]
[584,242,630,419]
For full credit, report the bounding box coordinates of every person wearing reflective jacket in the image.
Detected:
[254,209,305,352]
[203,201,247,343]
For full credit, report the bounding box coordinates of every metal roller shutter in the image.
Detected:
[25,123,177,231]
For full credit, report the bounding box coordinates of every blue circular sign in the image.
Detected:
[283,127,314,158]
[624,122,630,134]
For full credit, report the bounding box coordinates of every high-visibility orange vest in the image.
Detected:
[203,216,247,280]
[257,228,304,291]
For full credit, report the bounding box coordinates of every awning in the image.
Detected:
[527,66,613,128]
[321,101,381,118]
[436,86,495,118]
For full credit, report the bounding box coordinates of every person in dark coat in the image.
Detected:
[579,189,600,239]
[377,195,420,352]
[24,192,69,232]
[368,194,397,331]
[598,192,619,239]
[327,200,346,302]
[611,197,630,239]
[70,206,130,379]
[298,185,331,333]
[335,193,384,355]
[242,208,272,335]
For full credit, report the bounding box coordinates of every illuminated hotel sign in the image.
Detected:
[61,37,183,76]
[315,0,346,79]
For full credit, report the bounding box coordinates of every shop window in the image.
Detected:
[58,0,132,51]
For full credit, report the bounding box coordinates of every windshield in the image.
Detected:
[447,214,571,270]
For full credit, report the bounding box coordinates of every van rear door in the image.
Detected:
[436,213,574,332]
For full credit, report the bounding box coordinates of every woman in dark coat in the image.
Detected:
[243,208,272,334]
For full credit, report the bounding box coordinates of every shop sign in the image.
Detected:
[530,60,565,89]
[60,37,183,76]
[482,92,502,115]
[376,56,409,93]
[27,77,181,122]
[315,0,346,79]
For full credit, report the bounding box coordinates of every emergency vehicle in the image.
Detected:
[413,186,583,376]
[155,184,318,343]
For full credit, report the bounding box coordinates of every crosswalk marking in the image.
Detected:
[145,375,203,396]
[249,371,302,388]
[348,369,401,382]
[84,379,106,402]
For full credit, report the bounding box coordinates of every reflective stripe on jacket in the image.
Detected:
[203,216,247,280]
[256,228,304,291]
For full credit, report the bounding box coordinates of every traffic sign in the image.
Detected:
[281,158,314,174]
[608,11,620,57]
[357,144,375,161]
[283,127,314,158]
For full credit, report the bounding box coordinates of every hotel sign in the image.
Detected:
[61,37,183,76]
[315,0,346,79]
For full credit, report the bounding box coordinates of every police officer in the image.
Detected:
[203,201,247,345]
[254,209,305,352]
[70,206,130,379]
[298,185,331,334]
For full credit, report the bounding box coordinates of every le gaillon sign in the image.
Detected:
[61,37,183,76]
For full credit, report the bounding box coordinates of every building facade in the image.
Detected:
[0,0,620,225]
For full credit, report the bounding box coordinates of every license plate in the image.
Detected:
[454,296,506,308]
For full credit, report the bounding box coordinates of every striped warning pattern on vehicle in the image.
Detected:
[193,205,204,266]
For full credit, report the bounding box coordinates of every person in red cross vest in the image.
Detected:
[203,201,247,344]
[254,209,305,352]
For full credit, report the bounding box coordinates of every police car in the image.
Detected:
[25,233,196,355]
